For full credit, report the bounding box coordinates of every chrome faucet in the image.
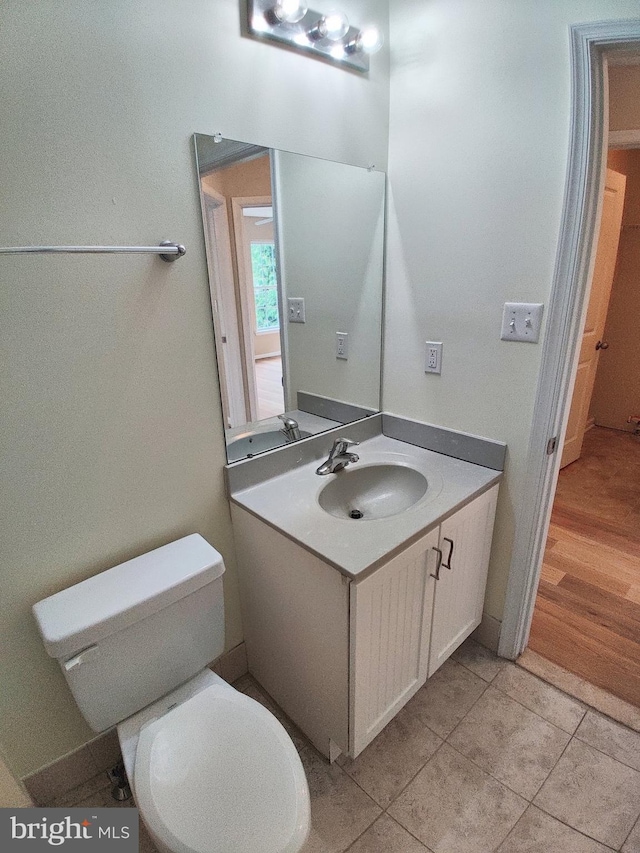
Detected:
[278,414,301,441]
[316,437,360,475]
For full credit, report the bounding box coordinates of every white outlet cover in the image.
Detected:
[500,302,544,343]
[336,331,348,360]
[424,341,443,374]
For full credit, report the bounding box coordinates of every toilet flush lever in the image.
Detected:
[64,644,99,671]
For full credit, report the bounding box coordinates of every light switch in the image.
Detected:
[288,297,305,323]
[500,303,544,343]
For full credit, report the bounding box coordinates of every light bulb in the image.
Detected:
[357,24,383,54]
[273,0,307,24]
[318,10,349,41]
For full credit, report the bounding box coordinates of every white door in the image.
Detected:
[428,486,499,677]
[201,189,247,427]
[561,168,626,467]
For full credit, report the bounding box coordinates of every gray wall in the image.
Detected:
[274,152,385,412]
[385,0,640,627]
[0,0,389,777]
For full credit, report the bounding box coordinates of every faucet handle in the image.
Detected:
[332,436,359,453]
[278,414,298,427]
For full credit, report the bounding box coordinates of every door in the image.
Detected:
[560,168,626,467]
[201,188,247,427]
[428,486,499,677]
[231,195,274,423]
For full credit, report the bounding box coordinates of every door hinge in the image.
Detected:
[546,436,558,455]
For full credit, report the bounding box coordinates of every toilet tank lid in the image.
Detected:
[33,534,225,660]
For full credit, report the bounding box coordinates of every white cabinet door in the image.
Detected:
[350,528,440,757]
[428,485,499,677]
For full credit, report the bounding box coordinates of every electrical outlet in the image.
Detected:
[500,302,544,342]
[288,297,305,323]
[336,331,348,360]
[425,341,442,374]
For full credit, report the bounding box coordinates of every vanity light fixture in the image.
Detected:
[308,9,349,41]
[273,0,307,23]
[247,0,383,72]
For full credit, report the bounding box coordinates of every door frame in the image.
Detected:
[230,195,273,423]
[201,187,246,427]
[499,20,640,660]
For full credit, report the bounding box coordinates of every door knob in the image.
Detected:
[595,340,609,350]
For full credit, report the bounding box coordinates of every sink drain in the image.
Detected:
[349,509,364,519]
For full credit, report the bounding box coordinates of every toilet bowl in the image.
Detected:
[33,534,310,853]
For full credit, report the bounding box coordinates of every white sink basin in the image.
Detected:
[227,429,311,463]
[229,431,501,577]
[318,463,429,520]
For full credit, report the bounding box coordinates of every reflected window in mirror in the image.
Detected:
[194,134,385,464]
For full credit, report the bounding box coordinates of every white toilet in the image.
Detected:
[33,534,310,853]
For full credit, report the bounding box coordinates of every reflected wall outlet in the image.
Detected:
[336,331,348,360]
[500,302,544,342]
[425,341,442,374]
[288,297,305,323]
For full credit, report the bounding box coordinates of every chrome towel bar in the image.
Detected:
[0,240,186,262]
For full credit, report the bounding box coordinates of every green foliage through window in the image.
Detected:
[250,242,280,332]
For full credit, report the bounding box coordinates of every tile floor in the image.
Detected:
[57,639,640,852]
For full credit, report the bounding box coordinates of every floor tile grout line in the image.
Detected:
[573,728,640,775]
[516,655,640,736]
[528,730,576,804]
[621,812,640,851]
[377,739,448,813]
[382,813,436,852]
[442,738,533,804]
[342,812,433,853]
[531,732,637,850]
[497,805,620,853]
[439,674,492,744]
[451,654,504,684]
[532,796,627,851]
[341,734,446,811]
[489,664,589,736]
[340,811,386,853]
[328,751,388,816]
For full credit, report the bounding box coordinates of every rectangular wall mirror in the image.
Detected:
[194,134,385,463]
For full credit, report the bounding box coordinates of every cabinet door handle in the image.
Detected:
[430,546,443,580]
[443,537,454,569]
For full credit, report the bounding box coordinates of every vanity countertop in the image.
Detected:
[229,432,502,579]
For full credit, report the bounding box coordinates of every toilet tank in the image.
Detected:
[33,534,225,732]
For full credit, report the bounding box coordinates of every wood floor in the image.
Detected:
[255,355,284,420]
[529,426,640,708]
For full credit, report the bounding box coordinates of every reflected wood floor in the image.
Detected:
[255,355,284,420]
[529,426,640,707]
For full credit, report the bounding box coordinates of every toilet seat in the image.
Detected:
[133,683,310,853]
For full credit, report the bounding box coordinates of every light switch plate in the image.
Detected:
[500,302,544,342]
[288,297,305,323]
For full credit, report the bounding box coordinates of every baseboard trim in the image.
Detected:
[471,612,502,653]
[210,641,249,684]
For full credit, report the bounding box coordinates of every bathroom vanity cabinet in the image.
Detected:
[231,483,498,760]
